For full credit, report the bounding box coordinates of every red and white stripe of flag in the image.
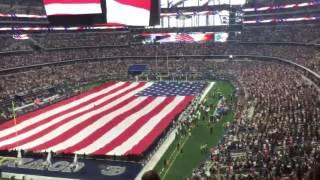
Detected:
[175,34,194,42]
[0,82,193,156]
[106,0,151,26]
[43,0,102,16]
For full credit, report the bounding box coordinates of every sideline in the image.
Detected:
[160,133,189,179]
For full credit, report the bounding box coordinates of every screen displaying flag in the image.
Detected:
[43,0,102,16]
[175,34,194,42]
[106,0,151,26]
[140,32,214,44]
[0,81,205,156]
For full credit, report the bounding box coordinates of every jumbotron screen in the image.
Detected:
[43,0,160,26]
[137,32,228,44]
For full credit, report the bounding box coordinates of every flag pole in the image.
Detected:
[156,52,159,81]
[12,101,19,148]
[167,54,169,76]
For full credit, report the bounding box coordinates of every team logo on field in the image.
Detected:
[99,164,126,176]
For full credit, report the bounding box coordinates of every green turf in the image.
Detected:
[154,81,235,180]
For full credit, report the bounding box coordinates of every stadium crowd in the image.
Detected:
[0,42,319,74]
[0,35,32,52]
[0,0,44,15]
[0,23,319,179]
[0,23,319,72]
[239,25,320,43]
[31,31,130,49]
[189,61,320,179]
[0,26,319,121]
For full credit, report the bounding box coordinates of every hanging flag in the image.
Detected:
[11,101,17,126]
[43,0,102,16]
[106,0,151,26]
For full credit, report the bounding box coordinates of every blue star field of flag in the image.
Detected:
[136,82,206,96]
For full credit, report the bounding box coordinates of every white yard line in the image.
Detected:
[161,133,190,179]
[200,82,215,102]
[135,81,216,180]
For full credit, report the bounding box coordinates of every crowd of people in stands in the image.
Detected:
[0,0,44,15]
[0,22,319,179]
[1,42,319,74]
[0,35,31,52]
[0,27,318,90]
[239,24,320,43]
[189,61,320,179]
[0,24,319,73]
[31,31,130,49]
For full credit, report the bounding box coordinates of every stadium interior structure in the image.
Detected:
[0,0,320,180]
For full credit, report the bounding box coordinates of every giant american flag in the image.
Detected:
[0,81,205,156]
